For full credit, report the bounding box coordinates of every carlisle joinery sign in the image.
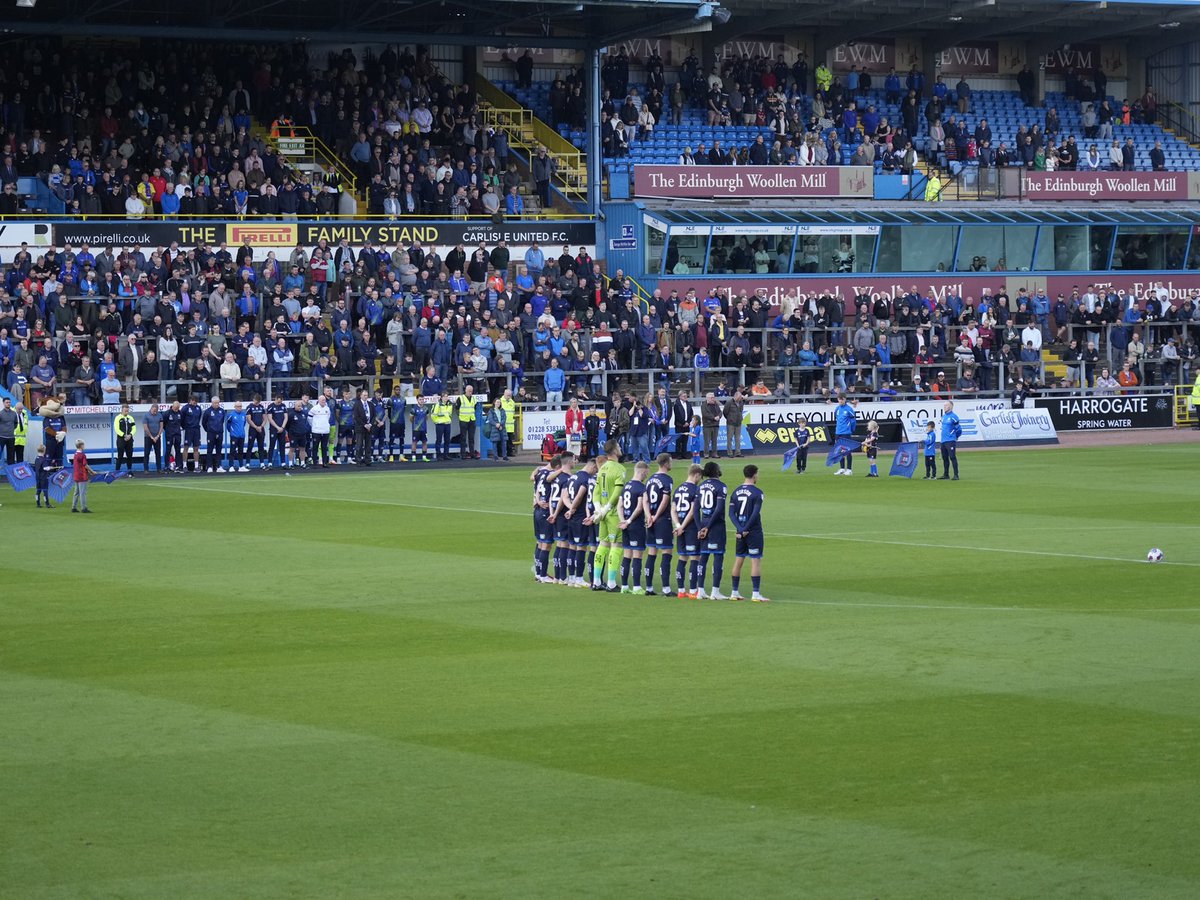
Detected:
[633,165,873,200]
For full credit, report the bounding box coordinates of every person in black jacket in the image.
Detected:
[352,387,373,466]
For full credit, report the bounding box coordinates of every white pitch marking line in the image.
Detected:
[769,598,1200,613]
[766,531,1200,568]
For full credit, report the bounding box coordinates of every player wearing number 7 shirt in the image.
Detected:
[729,464,769,602]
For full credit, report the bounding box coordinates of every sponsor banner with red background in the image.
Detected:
[657,272,1200,312]
[1022,171,1200,202]
[633,165,872,199]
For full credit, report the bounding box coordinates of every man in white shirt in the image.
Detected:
[1021,321,1042,351]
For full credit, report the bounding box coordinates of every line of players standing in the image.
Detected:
[137,386,480,473]
[530,440,769,602]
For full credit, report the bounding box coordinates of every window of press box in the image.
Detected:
[704,232,795,275]
[645,223,666,275]
[1110,226,1189,271]
[1032,225,1090,271]
[792,233,876,274]
[663,229,709,275]
[874,225,958,273]
[954,225,1035,272]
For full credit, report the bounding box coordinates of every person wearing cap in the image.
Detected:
[939,401,962,480]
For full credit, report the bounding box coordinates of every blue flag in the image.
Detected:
[4,461,36,492]
[654,432,685,455]
[824,437,861,466]
[781,447,798,472]
[90,471,128,484]
[889,442,919,478]
[48,469,75,504]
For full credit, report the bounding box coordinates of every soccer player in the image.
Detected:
[266,394,289,468]
[181,395,203,473]
[245,394,267,468]
[696,461,728,600]
[617,461,649,594]
[163,400,183,472]
[940,400,962,480]
[410,400,431,462]
[388,388,408,461]
[863,421,880,477]
[729,465,769,602]
[590,439,627,592]
[583,453,603,585]
[531,455,560,583]
[670,464,703,598]
[792,415,813,474]
[833,394,857,475]
[545,452,575,584]
[371,390,388,461]
[642,453,674,595]
[561,457,597,587]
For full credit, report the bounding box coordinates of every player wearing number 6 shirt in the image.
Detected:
[670,464,704,598]
[695,461,728,600]
[545,452,575,584]
[531,455,560,582]
[590,439,627,592]
[618,461,650,594]
[729,464,769,602]
[562,457,598,588]
[642,453,674,595]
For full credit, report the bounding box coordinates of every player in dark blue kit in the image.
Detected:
[695,461,728,600]
[371,390,388,462]
[670,464,703,598]
[163,400,184,472]
[729,465,769,602]
[584,454,602,586]
[387,391,407,461]
[545,452,575,584]
[642,453,674,595]
[245,395,267,468]
[532,455,560,583]
[180,396,203,473]
[618,461,650,594]
[335,389,356,463]
[561,457,597,588]
[266,396,289,468]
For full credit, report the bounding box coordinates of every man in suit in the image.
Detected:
[352,387,374,466]
[671,389,691,458]
[117,334,141,402]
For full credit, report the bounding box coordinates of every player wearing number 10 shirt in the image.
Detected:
[728,464,769,602]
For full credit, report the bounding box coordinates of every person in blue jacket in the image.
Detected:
[833,394,858,476]
[225,401,247,471]
[939,400,962,480]
[922,420,938,479]
[543,357,566,410]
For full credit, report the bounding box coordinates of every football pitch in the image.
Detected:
[2,444,1199,899]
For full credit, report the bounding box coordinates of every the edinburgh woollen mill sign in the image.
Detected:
[633,166,874,200]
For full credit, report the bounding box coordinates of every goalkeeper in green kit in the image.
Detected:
[589,439,626,592]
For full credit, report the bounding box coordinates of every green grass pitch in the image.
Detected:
[2,444,1199,899]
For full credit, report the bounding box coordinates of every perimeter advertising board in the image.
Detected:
[1033,393,1174,431]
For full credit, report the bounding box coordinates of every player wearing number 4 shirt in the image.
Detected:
[545,452,576,584]
[531,455,561,582]
[559,457,598,588]
[695,461,728,600]
[729,464,769,602]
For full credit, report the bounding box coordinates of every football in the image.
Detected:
[1147,548,1164,562]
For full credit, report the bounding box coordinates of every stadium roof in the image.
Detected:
[9,0,1200,49]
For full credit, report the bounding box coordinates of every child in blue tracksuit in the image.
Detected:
[687,415,703,465]
[923,421,937,479]
[34,444,54,507]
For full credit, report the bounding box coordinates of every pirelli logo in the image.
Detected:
[225,224,299,246]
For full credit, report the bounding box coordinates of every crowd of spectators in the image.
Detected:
[1,235,1196,418]
[0,39,537,219]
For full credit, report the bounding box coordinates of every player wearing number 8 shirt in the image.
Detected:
[729,464,769,602]
[642,453,674,595]
[695,461,728,600]
[618,461,650,594]
[545,452,576,584]
[561,457,598,588]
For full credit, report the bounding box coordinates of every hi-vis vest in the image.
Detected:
[115,413,137,441]
[431,402,453,425]
[13,411,27,444]
[501,397,516,432]
[458,398,477,422]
